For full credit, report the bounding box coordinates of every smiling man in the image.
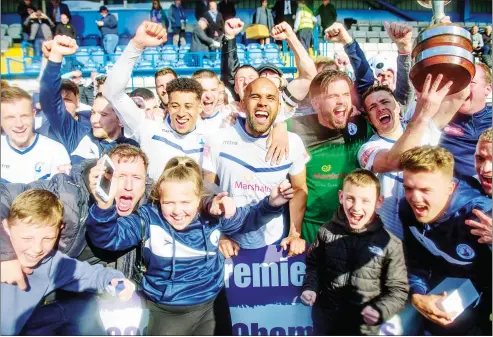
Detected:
[357,74,468,239]
[203,78,309,256]
[1,87,70,184]
[399,146,492,335]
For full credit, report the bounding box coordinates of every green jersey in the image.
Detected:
[287,113,372,244]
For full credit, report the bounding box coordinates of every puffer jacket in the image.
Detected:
[302,207,409,335]
[0,160,154,278]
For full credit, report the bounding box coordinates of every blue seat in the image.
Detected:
[75,51,91,64]
[118,34,131,47]
[136,60,153,70]
[247,43,261,50]
[143,47,160,62]
[162,45,177,51]
[82,34,100,47]
[238,49,246,61]
[248,49,263,60]
[184,32,192,44]
[250,58,264,67]
[83,59,97,71]
[116,45,126,53]
[213,59,221,68]
[91,50,105,66]
[237,43,246,50]
[162,49,178,63]
[264,46,280,61]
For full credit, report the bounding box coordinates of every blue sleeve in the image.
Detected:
[51,251,124,294]
[86,204,143,251]
[39,61,90,154]
[104,15,117,29]
[220,196,283,236]
[344,40,375,97]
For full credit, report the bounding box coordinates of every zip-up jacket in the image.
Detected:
[86,197,283,306]
[399,178,492,297]
[40,60,139,164]
[99,13,118,36]
[1,250,123,335]
[302,207,408,335]
[439,105,492,178]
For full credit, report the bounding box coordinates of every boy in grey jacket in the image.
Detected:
[0,189,134,336]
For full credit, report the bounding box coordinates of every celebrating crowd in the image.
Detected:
[0,11,492,337]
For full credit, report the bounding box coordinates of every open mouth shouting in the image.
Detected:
[479,173,492,191]
[332,106,347,124]
[377,111,393,126]
[253,109,270,124]
[117,195,134,214]
[174,115,190,130]
[412,203,428,219]
[349,210,364,224]
[202,100,215,115]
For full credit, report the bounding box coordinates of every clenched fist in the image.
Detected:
[325,22,352,45]
[271,22,295,41]
[224,18,244,39]
[132,21,168,50]
[383,21,413,53]
[49,35,78,62]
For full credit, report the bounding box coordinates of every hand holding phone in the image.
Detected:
[89,155,116,209]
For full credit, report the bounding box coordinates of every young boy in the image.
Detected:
[301,169,409,335]
[1,190,135,335]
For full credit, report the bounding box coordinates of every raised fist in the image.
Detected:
[383,21,413,53]
[51,35,78,57]
[132,21,167,50]
[224,18,244,38]
[324,22,352,45]
[41,40,53,59]
[271,22,295,41]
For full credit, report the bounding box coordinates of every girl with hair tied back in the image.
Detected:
[86,156,294,335]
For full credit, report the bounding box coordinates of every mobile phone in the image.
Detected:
[95,155,115,202]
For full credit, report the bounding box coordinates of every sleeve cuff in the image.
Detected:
[260,196,284,214]
[409,282,428,295]
[46,60,63,72]
[89,204,118,223]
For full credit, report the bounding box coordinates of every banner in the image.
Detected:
[224,245,313,336]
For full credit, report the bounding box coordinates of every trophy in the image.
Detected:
[410,0,475,94]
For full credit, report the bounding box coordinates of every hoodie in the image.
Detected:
[302,207,408,335]
[399,178,492,298]
[0,250,123,335]
[86,197,283,306]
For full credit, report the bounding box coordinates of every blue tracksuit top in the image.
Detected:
[399,179,492,297]
[86,196,283,306]
[40,61,139,164]
[439,105,492,179]
[0,250,123,335]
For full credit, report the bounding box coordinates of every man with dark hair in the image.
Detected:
[287,69,372,244]
[357,76,468,239]
[400,146,492,335]
[40,36,138,164]
[17,0,36,41]
[103,21,209,180]
[46,0,71,25]
[96,6,119,56]
[129,88,164,121]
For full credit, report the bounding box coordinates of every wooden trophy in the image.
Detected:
[410,0,475,94]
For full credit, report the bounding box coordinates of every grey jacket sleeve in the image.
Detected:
[394,54,414,112]
[370,238,409,323]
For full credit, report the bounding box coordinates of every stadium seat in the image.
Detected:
[237,49,246,61]
[366,31,380,43]
[213,59,221,68]
[116,45,126,53]
[162,45,177,51]
[237,43,246,50]
[75,51,91,64]
[82,34,100,47]
[357,25,370,32]
[184,32,192,44]
[1,38,10,53]
[250,58,264,67]
[162,49,178,63]
[380,37,392,44]
[1,24,8,38]
[379,31,388,39]
[83,59,97,71]
[264,44,280,61]
[118,34,132,46]
[418,21,429,28]
[248,49,263,61]
[143,47,160,62]
[355,37,367,43]
[353,31,367,38]
[464,22,475,29]
[7,24,22,40]
[91,50,105,66]
[369,20,382,26]
[370,25,383,32]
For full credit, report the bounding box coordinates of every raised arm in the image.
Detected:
[326,23,375,97]
[40,37,89,154]
[271,22,317,104]
[103,21,168,141]
[220,18,244,102]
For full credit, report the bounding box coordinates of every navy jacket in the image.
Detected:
[99,13,118,36]
[40,60,139,164]
[168,4,186,29]
[399,179,492,298]
[439,105,492,179]
[86,197,283,306]
[46,1,71,22]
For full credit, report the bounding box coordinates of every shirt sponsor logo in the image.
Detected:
[456,244,475,260]
[368,245,384,257]
[203,145,210,158]
[234,181,272,193]
[360,146,378,168]
[321,165,331,172]
[313,172,348,180]
[1,164,10,169]
[223,140,238,146]
[161,128,172,134]
[443,125,465,136]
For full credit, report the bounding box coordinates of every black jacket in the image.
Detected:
[17,2,37,34]
[272,0,297,25]
[195,0,209,21]
[55,22,76,38]
[46,1,71,22]
[302,207,409,335]
[220,36,241,102]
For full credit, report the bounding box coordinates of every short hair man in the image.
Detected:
[288,69,372,243]
[129,88,164,121]
[439,62,492,178]
[357,74,466,238]
[40,36,138,165]
[203,77,309,257]
[400,146,492,335]
[103,21,207,180]
[1,87,70,184]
